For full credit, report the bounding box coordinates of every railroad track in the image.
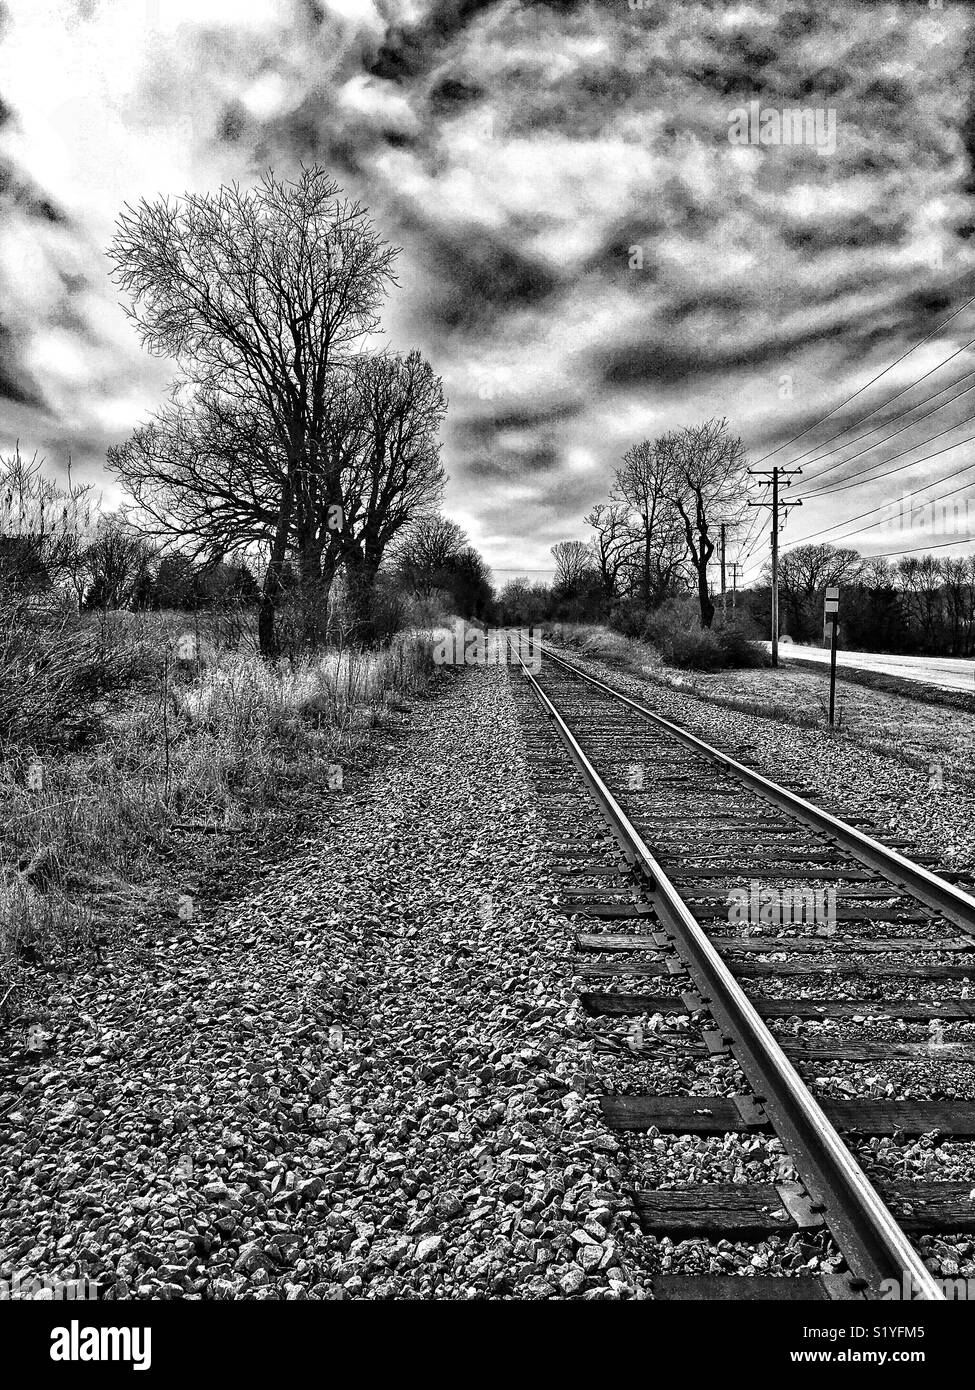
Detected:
[511,642,975,1302]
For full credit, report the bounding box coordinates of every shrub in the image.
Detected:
[715,620,768,668]
[644,600,766,670]
[546,623,638,665]
[0,592,167,747]
[608,599,651,639]
[405,592,454,629]
[663,625,724,669]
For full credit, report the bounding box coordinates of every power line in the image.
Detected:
[785,336,975,480]
[738,486,777,564]
[782,468,975,554]
[749,287,975,468]
[738,513,771,571]
[739,531,975,585]
[731,289,975,590]
[795,370,975,496]
[740,530,781,584]
[741,518,770,561]
[739,489,816,581]
[737,504,777,582]
[735,506,767,563]
[856,534,975,560]
[797,409,975,502]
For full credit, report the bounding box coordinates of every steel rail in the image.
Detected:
[542,646,975,935]
[513,645,943,1300]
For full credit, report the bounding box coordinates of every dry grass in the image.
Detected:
[0,610,437,1008]
[546,622,823,728]
[546,622,651,669]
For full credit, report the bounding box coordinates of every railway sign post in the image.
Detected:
[825,587,839,726]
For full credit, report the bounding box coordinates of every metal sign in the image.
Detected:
[825,589,840,726]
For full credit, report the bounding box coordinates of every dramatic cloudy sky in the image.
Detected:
[1,0,975,584]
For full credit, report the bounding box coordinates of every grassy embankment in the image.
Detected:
[0,600,437,1011]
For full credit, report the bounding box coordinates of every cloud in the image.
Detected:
[1,0,974,571]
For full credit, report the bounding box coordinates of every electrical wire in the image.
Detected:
[748,288,975,467]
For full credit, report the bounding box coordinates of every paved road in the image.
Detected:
[773,643,975,693]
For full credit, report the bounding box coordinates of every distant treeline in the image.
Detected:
[494,418,975,659]
[746,548,975,657]
[496,542,975,658]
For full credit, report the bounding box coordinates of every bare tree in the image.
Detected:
[551,539,596,594]
[862,555,896,589]
[396,515,469,597]
[108,388,285,566]
[85,514,155,610]
[108,167,399,655]
[897,554,943,652]
[964,555,975,655]
[663,419,748,628]
[324,351,447,639]
[613,441,687,606]
[497,578,549,626]
[940,557,971,655]
[584,503,633,600]
[775,543,864,641]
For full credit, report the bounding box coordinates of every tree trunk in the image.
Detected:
[642,526,651,608]
[258,482,293,659]
[692,502,714,629]
[297,536,332,648]
[697,559,714,628]
[257,580,280,659]
[343,550,380,644]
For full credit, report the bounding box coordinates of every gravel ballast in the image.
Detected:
[0,665,645,1301]
[5,647,970,1300]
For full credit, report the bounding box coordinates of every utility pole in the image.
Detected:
[746,465,802,669]
[730,561,739,609]
[720,522,727,616]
